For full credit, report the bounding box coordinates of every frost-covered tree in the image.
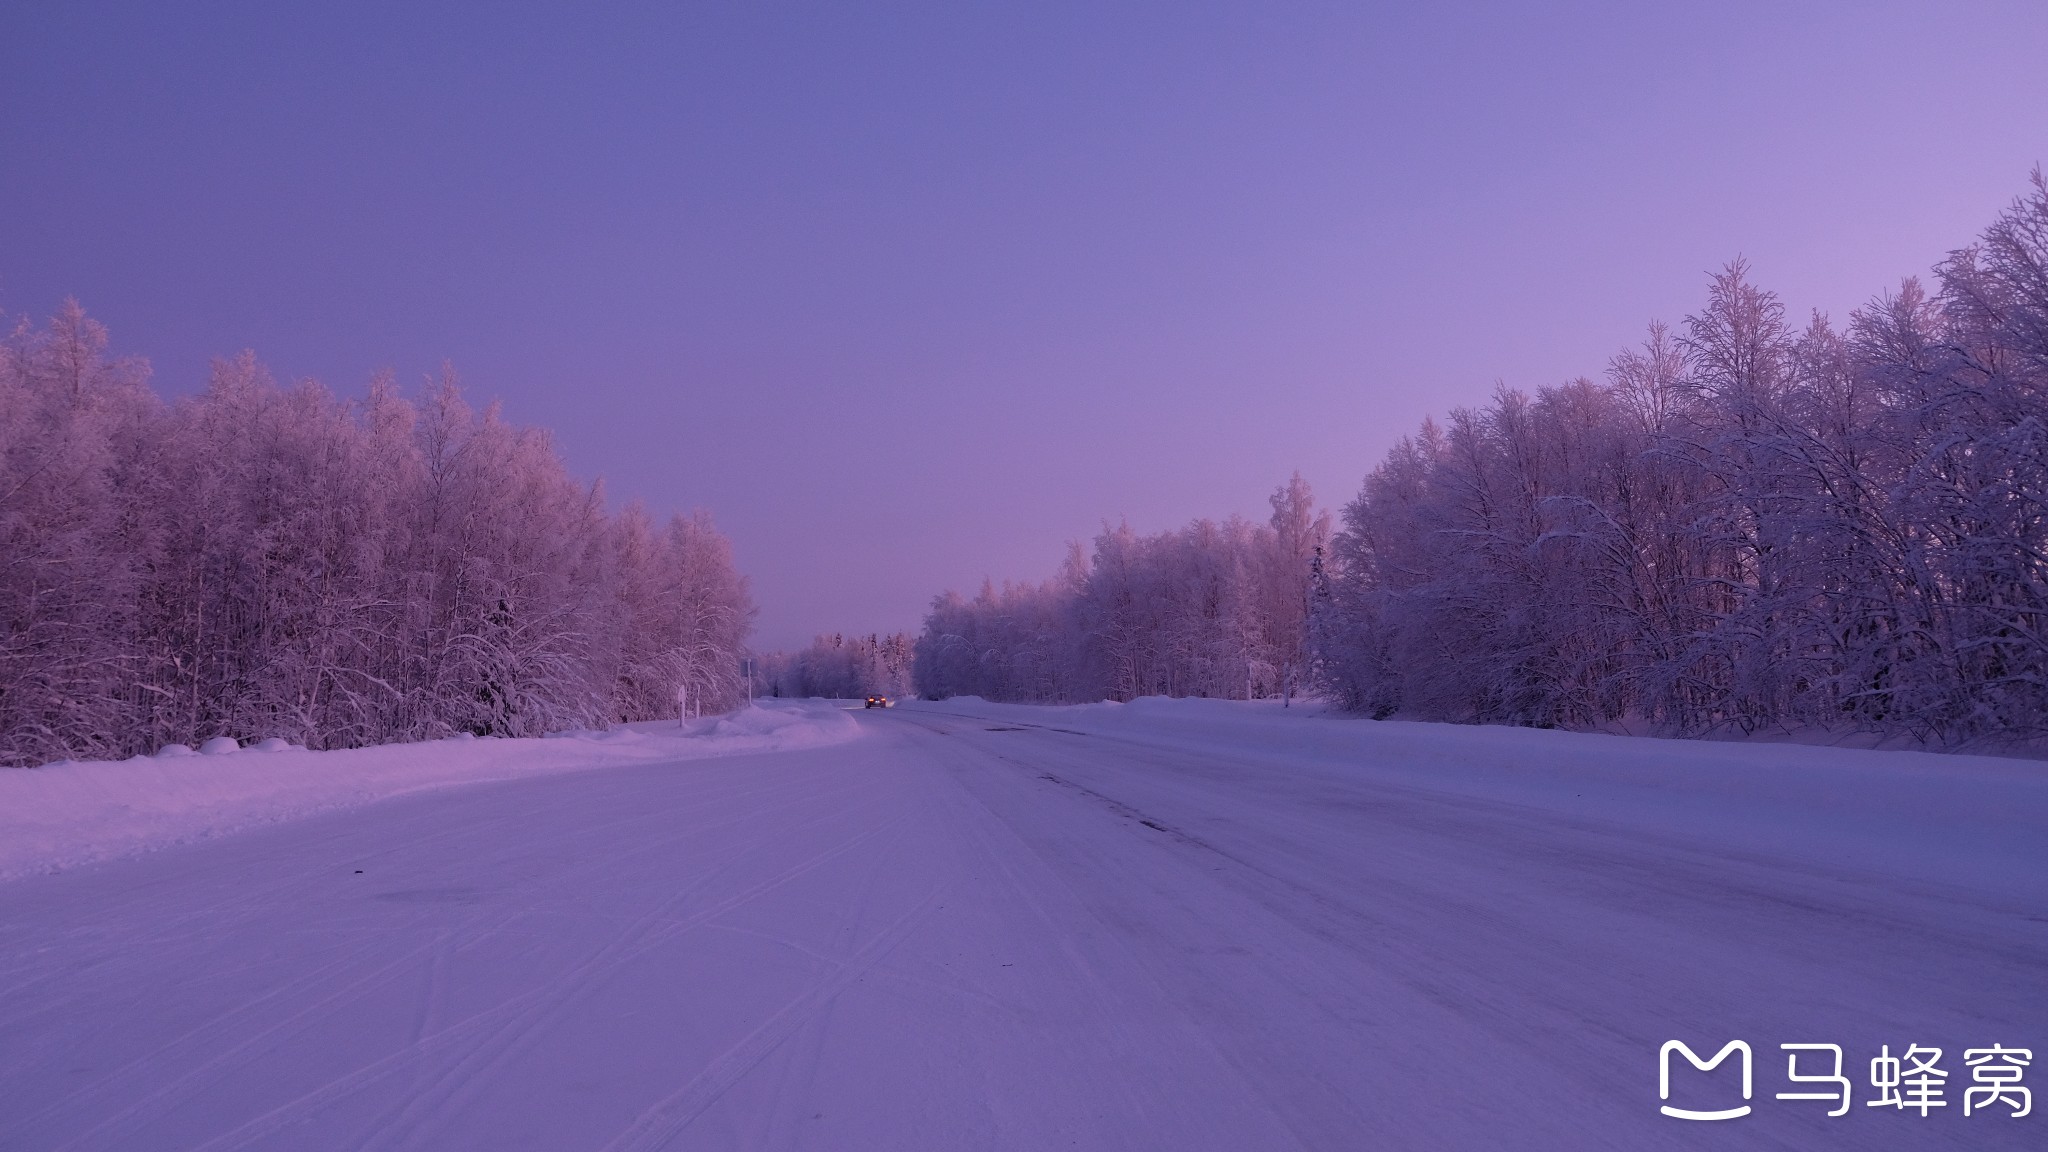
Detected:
[0,316,755,765]
[0,303,155,763]
[1311,172,2048,747]
[758,632,915,699]
[913,477,1329,703]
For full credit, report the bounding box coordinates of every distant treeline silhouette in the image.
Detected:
[1,319,752,766]
[755,632,915,701]
[917,172,2048,746]
[913,475,1326,706]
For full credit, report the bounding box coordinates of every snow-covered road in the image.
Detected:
[3,702,2041,1150]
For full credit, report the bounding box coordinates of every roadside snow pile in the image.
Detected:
[721,703,855,743]
[0,700,861,881]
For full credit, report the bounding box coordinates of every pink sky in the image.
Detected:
[4,0,2044,647]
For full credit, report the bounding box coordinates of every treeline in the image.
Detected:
[755,632,914,700]
[0,306,753,766]
[1318,174,2048,743]
[913,476,1328,702]
[919,174,2048,747]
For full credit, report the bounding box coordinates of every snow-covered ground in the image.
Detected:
[1,699,2040,1149]
[0,700,859,881]
[930,695,2048,905]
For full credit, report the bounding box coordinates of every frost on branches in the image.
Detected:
[1314,174,2048,745]
[0,318,754,766]
[912,474,1329,704]
[754,632,916,701]
[915,173,2048,749]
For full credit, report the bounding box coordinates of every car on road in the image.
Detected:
[864,695,893,708]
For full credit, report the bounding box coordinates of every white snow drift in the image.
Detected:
[0,700,860,881]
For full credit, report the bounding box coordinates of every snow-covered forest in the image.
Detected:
[913,475,1328,703]
[756,633,915,700]
[919,175,2048,746]
[0,310,754,767]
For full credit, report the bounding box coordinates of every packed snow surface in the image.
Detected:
[0,700,858,880]
[1,698,2041,1150]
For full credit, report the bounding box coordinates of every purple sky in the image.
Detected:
[5,1,2045,649]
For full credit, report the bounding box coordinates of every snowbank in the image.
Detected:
[0,701,861,881]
